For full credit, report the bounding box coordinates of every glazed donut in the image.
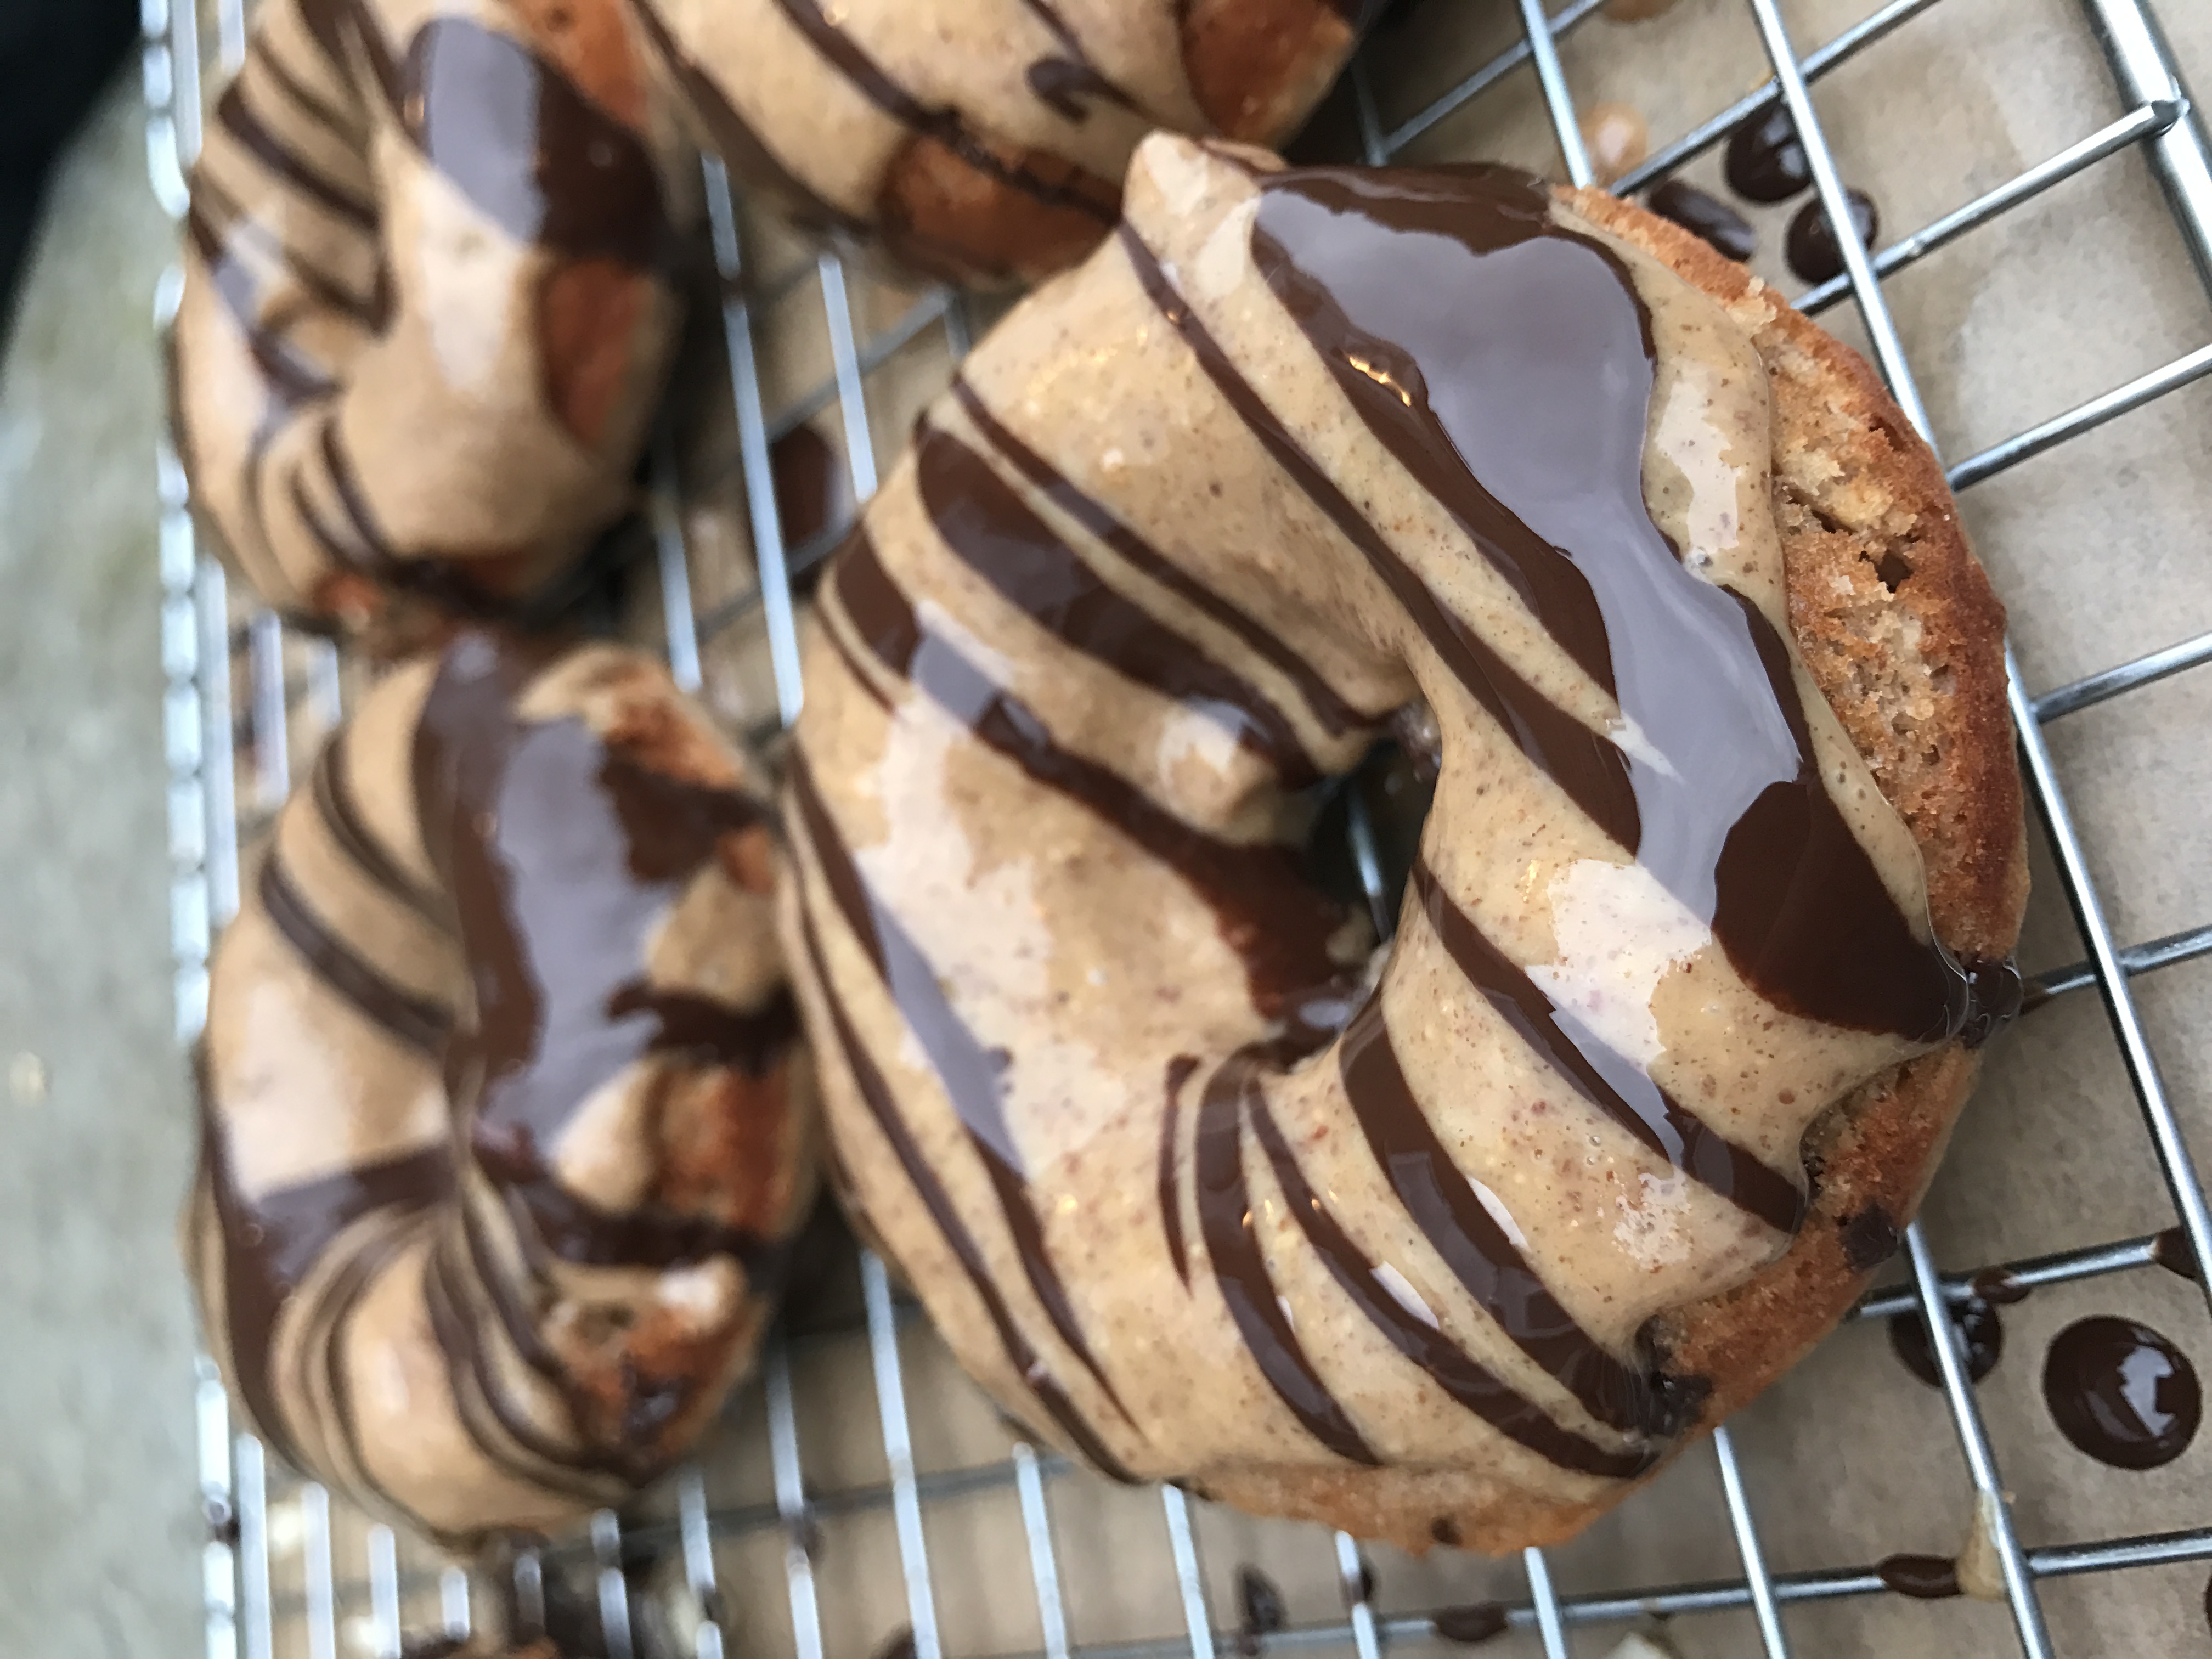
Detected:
[778,136,2027,1552]
[625,0,1377,285]
[185,631,814,1545]
[170,0,695,648]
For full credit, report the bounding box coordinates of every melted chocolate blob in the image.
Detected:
[873,1627,917,1659]
[2153,1225,2202,1282]
[2043,1316,2201,1469]
[1646,178,1757,262]
[1433,1602,1511,1644]
[770,424,852,552]
[1839,1203,1900,1271]
[1890,1297,2005,1386]
[1877,1553,1961,1599]
[1724,105,1811,203]
[1238,1565,1289,1635]
[1786,189,1880,285]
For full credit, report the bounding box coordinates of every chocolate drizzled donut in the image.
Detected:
[777,136,2026,1553]
[185,632,815,1545]
[625,0,1379,285]
[169,0,696,649]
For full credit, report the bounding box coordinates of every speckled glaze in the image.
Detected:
[778,136,2003,1543]
[185,634,814,1547]
[168,0,697,647]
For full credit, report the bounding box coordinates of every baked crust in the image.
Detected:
[1204,188,2029,1554]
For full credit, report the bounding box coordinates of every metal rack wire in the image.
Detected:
[141,0,2212,1654]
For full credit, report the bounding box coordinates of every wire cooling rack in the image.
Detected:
[140,1,2212,1655]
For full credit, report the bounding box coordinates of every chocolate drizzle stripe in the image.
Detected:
[1410,861,1805,1233]
[915,420,1319,786]
[823,602,896,713]
[311,730,446,923]
[1234,166,1974,1043]
[185,201,342,405]
[252,35,368,144]
[831,530,1348,1017]
[952,377,1370,741]
[392,19,676,272]
[792,890,1136,1482]
[786,750,1132,1421]
[1336,999,1684,1437]
[1161,1056,1200,1288]
[318,414,399,572]
[213,80,379,230]
[313,1222,440,1521]
[456,1181,566,1385]
[1118,223,1642,851]
[1195,1048,1381,1465]
[189,170,383,326]
[257,849,453,1055]
[625,0,868,242]
[422,1242,620,1492]
[767,0,1116,223]
[1246,1091,1655,1477]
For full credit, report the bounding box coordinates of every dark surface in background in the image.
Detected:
[0,0,139,341]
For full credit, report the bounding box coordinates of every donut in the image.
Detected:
[184,631,814,1545]
[777,136,2028,1553]
[625,0,1378,285]
[169,0,695,649]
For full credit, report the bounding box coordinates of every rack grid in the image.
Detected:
[139,0,2212,1655]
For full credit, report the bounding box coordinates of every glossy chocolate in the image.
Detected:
[1645,178,1756,262]
[1410,860,1805,1233]
[1786,189,1879,285]
[2042,1316,2201,1469]
[1889,1297,2005,1387]
[1724,105,1810,204]
[393,19,675,271]
[1877,1553,1961,1599]
[1240,164,1973,1047]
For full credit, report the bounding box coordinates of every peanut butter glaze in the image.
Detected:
[782,136,2016,1527]
[190,634,811,1542]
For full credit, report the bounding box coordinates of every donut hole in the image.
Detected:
[1304,714,1440,933]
